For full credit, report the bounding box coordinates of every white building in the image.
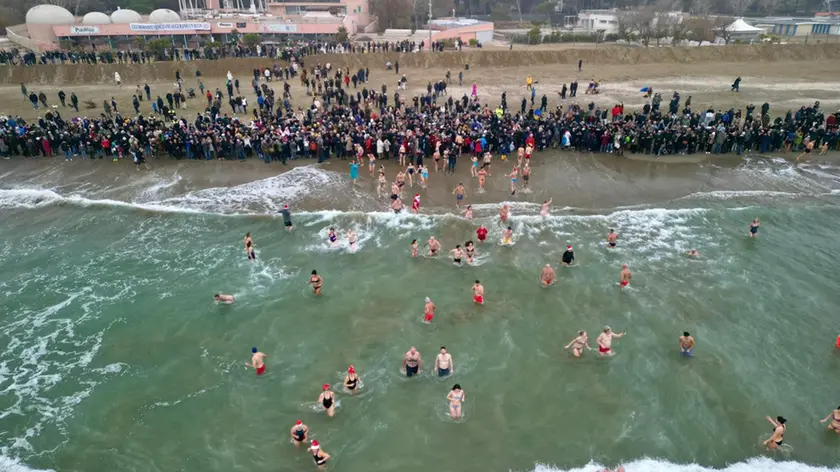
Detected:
[574,9,619,35]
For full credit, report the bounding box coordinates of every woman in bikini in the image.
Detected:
[410,239,419,257]
[821,407,840,433]
[564,331,592,358]
[464,240,476,264]
[406,162,416,187]
[344,365,360,393]
[763,415,786,450]
[309,270,323,296]
[318,384,336,417]
[462,205,473,220]
[447,384,465,420]
[347,229,357,253]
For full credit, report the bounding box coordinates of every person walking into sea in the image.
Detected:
[309,270,323,295]
[344,365,360,392]
[540,198,552,216]
[597,326,625,356]
[620,264,632,287]
[318,384,336,417]
[280,204,294,231]
[763,416,787,450]
[447,384,465,420]
[403,347,422,377]
[434,347,454,376]
[347,229,358,253]
[462,205,473,220]
[500,204,510,224]
[501,226,514,245]
[425,236,441,256]
[411,193,421,214]
[349,159,360,185]
[540,264,556,286]
[476,224,488,244]
[423,297,437,323]
[820,406,840,433]
[453,183,466,207]
[478,167,487,192]
[406,162,416,187]
[465,240,476,264]
[246,347,267,375]
[679,332,695,357]
[308,440,330,467]
[244,232,255,259]
[290,420,309,446]
[564,331,592,358]
[562,246,575,267]
[472,280,485,305]
[748,218,760,238]
[450,245,465,266]
[505,166,518,195]
[607,229,619,248]
[410,239,419,257]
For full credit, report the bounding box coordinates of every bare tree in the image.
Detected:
[714,15,734,43]
[635,6,657,46]
[669,14,690,43]
[685,15,715,45]
[653,14,675,45]
[616,10,641,41]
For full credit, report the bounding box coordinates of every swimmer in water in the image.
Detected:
[540,198,552,216]
[309,270,323,296]
[500,204,510,224]
[434,346,454,376]
[687,248,699,257]
[244,232,252,250]
[410,239,419,258]
[308,440,330,468]
[620,264,632,287]
[328,227,338,246]
[464,241,476,264]
[749,218,760,238]
[564,330,592,358]
[601,467,625,472]
[347,229,357,252]
[820,406,840,434]
[403,347,422,377]
[391,195,404,213]
[453,183,466,207]
[679,331,695,357]
[214,293,235,304]
[344,365,359,392]
[472,280,485,305]
[425,236,441,256]
[501,226,514,245]
[290,420,309,446]
[763,416,787,450]
[540,264,556,286]
[318,384,336,417]
[245,238,256,260]
[562,245,575,267]
[450,245,465,266]
[462,205,473,220]
[596,326,625,356]
[447,384,465,420]
[423,297,436,323]
[505,166,518,195]
[246,347,267,375]
[607,229,618,248]
[411,193,421,214]
[476,224,488,244]
[280,204,294,231]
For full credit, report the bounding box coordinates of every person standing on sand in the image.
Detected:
[578,59,583,72]
[453,183,466,207]
[521,163,531,191]
[597,326,625,356]
[246,347,267,375]
[505,166,518,195]
[564,331,592,358]
[114,72,121,86]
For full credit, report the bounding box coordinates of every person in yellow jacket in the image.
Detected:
[526,75,533,90]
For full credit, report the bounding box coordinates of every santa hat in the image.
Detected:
[310,440,320,448]
[567,245,573,250]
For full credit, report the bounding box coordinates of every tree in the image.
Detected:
[714,15,734,44]
[242,33,261,48]
[335,25,349,43]
[525,25,541,44]
[684,15,715,45]
[371,0,412,32]
[145,38,171,57]
[669,15,690,44]
[653,15,676,46]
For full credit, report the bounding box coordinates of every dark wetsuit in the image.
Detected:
[562,250,574,265]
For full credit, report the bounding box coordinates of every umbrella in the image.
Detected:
[640,87,650,93]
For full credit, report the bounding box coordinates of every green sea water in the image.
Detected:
[2,158,840,472]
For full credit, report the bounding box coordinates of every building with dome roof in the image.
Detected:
[23,5,76,45]
[82,12,112,25]
[110,8,142,24]
[149,8,181,23]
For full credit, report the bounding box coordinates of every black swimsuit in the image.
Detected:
[322,394,333,409]
[313,452,328,465]
[293,428,306,442]
[346,376,357,390]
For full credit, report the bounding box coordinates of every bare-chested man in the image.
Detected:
[607,229,619,249]
[680,331,695,357]
[472,280,485,305]
[214,293,235,304]
[540,198,552,216]
[450,245,465,266]
[391,181,400,200]
[396,170,406,197]
[540,264,556,286]
[597,326,626,356]
[391,195,404,213]
[564,330,592,358]
[500,204,510,224]
[434,346,454,376]
[425,236,441,256]
[246,346,267,375]
[402,347,422,377]
[620,264,632,287]
[453,183,466,207]
[423,297,436,323]
[687,249,699,257]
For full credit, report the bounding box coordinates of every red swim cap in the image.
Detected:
[296,420,302,425]
[348,365,355,374]
[323,384,331,390]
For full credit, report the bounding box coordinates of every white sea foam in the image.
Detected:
[0,455,55,472]
[525,457,840,472]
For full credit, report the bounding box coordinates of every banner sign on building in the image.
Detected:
[70,26,100,35]
[129,22,211,32]
[217,22,234,28]
[263,24,297,33]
